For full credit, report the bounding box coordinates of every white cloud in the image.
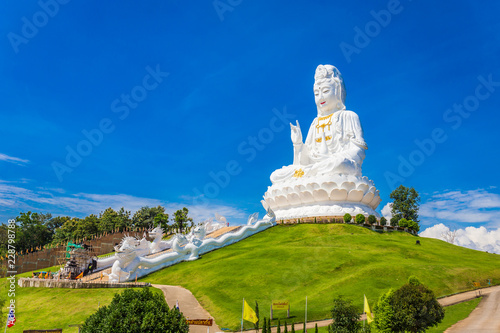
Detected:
[0,153,29,166]
[0,180,249,224]
[381,202,392,219]
[420,223,500,254]
[420,188,500,226]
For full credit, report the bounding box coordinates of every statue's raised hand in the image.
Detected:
[290,120,303,145]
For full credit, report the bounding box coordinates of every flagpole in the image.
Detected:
[241,298,244,333]
[305,296,307,333]
[4,306,11,333]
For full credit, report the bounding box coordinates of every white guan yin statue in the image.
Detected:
[263,64,381,220]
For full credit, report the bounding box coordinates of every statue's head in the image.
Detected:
[314,65,346,115]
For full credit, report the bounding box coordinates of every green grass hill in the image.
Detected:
[142,223,500,330]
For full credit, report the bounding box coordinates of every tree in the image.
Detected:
[284,321,288,333]
[390,185,420,223]
[133,206,168,229]
[398,218,409,228]
[291,322,295,333]
[367,215,377,225]
[268,316,272,333]
[81,287,189,333]
[74,215,99,240]
[15,212,53,252]
[374,277,444,333]
[262,318,267,333]
[441,229,457,244]
[408,220,419,233]
[173,207,192,234]
[315,323,319,333]
[380,217,387,226]
[343,213,352,223]
[390,216,399,227]
[277,318,281,333]
[328,295,361,333]
[355,214,365,225]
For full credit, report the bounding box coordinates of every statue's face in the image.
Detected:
[314,82,341,115]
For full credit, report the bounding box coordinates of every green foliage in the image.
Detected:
[408,220,420,232]
[284,321,288,333]
[291,322,295,333]
[99,207,132,233]
[15,212,53,252]
[390,217,399,227]
[367,215,377,225]
[277,318,281,333]
[343,214,352,223]
[133,206,169,230]
[374,277,444,333]
[398,218,409,228]
[173,207,192,234]
[373,289,395,333]
[262,318,267,333]
[328,296,361,333]
[390,185,420,223]
[268,316,272,333]
[379,217,387,226]
[81,287,189,333]
[355,214,365,225]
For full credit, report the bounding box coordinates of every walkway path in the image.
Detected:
[152,284,222,333]
[445,287,500,333]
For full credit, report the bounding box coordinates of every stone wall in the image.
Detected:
[18,278,150,289]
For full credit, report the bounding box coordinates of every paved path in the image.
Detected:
[153,284,222,333]
[445,287,500,333]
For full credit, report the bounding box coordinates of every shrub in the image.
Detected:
[81,287,189,333]
[408,220,420,232]
[374,277,444,333]
[398,218,409,228]
[380,217,387,226]
[390,216,399,227]
[355,214,365,224]
[343,213,352,223]
[328,295,361,333]
[367,215,377,225]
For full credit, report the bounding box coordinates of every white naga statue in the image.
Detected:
[263,64,381,220]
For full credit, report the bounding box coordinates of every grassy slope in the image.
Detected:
[142,224,500,330]
[0,279,164,333]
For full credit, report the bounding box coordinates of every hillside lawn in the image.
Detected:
[140,224,500,330]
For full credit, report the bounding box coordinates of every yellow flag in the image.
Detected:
[45,272,49,279]
[38,272,43,278]
[76,272,84,279]
[364,295,374,324]
[243,300,258,324]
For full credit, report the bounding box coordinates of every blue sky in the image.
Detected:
[1,1,500,248]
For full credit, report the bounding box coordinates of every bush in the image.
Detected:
[380,217,387,226]
[355,214,365,224]
[408,220,420,232]
[367,215,377,225]
[374,277,444,333]
[390,216,399,227]
[81,288,189,333]
[343,213,352,223]
[328,296,361,333]
[398,218,409,228]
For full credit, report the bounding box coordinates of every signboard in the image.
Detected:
[272,300,290,310]
[186,319,213,326]
[23,330,63,333]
